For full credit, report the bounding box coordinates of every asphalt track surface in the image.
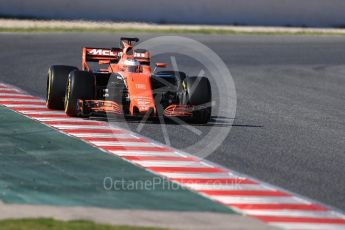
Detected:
[0,33,345,212]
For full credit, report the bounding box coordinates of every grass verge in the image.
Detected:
[1,18,345,35]
[1,26,345,36]
[0,218,166,230]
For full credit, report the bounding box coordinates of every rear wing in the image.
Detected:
[82,47,121,70]
[82,47,151,70]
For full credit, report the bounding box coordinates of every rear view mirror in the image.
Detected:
[153,62,167,73]
[99,60,110,65]
[155,63,167,68]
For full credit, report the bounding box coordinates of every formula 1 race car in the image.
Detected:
[46,37,212,123]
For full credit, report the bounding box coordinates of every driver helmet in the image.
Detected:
[124,59,140,73]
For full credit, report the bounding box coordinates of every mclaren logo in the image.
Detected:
[89,49,117,56]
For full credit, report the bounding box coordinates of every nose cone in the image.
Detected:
[127,73,156,115]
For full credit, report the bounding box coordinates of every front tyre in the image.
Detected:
[64,70,95,117]
[46,65,78,110]
[184,76,212,124]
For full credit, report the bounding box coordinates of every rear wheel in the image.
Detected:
[184,76,212,124]
[64,70,95,117]
[46,65,78,109]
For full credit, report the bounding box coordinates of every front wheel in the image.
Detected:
[64,70,95,117]
[191,107,212,124]
[184,76,212,124]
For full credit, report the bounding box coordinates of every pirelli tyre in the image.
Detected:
[64,70,95,117]
[46,65,78,110]
[184,76,212,124]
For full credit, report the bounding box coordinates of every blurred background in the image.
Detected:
[1,0,345,28]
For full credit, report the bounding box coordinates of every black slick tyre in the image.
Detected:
[64,70,95,117]
[184,76,212,124]
[46,65,78,109]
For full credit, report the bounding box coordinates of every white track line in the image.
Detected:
[132,160,208,168]
[20,111,66,115]
[243,210,344,218]
[84,137,144,141]
[211,196,305,204]
[108,150,179,157]
[33,118,97,122]
[52,125,111,130]
[0,93,30,97]
[271,223,345,230]
[182,183,269,191]
[160,172,237,179]
[0,98,45,102]
[68,133,130,138]
[90,141,153,147]
[0,88,21,92]
[4,104,46,108]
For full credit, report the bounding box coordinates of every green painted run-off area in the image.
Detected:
[0,105,232,213]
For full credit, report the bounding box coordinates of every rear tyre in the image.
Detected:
[184,76,212,124]
[64,70,95,117]
[46,65,78,110]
